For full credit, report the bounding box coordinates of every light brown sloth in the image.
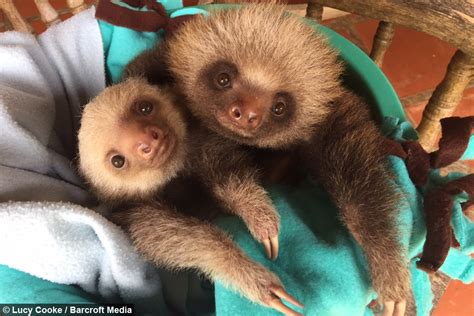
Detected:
[125,4,410,316]
[77,77,304,315]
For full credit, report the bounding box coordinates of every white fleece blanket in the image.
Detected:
[0,7,164,311]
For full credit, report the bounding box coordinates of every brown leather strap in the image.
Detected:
[402,141,430,186]
[382,139,407,159]
[417,174,474,273]
[430,117,474,169]
[95,0,194,35]
[96,0,168,32]
[122,0,167,16]
[383,116,473,273]
[416,186,453,273]
[444,173,474,198]
[383,116,474,186]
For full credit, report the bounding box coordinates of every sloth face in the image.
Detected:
[196,59,297,146]
[78,78,187,201]
[167,5,343,148]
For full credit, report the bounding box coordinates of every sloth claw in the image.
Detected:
[382,300,406,316]
[394,300,406,316]
[267,285,304,315]
[262,235,279,260]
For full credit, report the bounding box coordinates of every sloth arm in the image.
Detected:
[109,202,302,315]
[193,130,280,260]
[301,90,409,315]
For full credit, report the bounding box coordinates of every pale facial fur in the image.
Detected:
[77,78,187,202]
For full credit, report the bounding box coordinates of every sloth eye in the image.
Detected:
[271,101,286,116]
[216,72,231,88]
[111,155,125,168]
[137,101,154,116]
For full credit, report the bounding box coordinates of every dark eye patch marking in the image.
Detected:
[202,60,239,91]
[270,92,295,121]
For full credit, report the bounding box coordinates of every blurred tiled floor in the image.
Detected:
[1,1,473,315]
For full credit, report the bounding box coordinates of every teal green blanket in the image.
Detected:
[215,117,474,316]
[0,267,99,304]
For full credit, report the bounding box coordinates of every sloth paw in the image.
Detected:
[239,265,303,315]
[265,285,304,316]
[373,264,410,316]
[242,207,280,260]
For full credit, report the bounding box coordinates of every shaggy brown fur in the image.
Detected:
[77,78,302,315]
[111,201,285,304]
[126,4,410,315]
[167,7,343,149]
[303,91,411,307]
[191,129,281,256]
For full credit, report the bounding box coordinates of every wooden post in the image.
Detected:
[67,0,88,14]
[0,0,33,33]
[1,10,11,31]
[417,50,474,150]
[306,1,323,22]
[34,0,60,27]
[370,21,395,67]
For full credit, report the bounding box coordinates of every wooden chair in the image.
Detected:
[306,0,473,152]
[0,0,91,33]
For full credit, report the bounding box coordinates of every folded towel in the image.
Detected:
[0,8,167,314]
[0,202,164,311]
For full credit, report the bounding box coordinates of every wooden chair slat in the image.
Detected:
[306,2,323,22]
[67,0,88,14]
[1,10,11,31]
[309,0,474,57]
[34,0,60,27]
[370,21,395,67]
[0,0,33,33]
[310,0,473,151]
[417,50,474,149]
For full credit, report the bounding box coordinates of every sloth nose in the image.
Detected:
[135,125,165,161]
[228,104,263,130]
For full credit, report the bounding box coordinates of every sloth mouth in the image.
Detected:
[216,112,257,139]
